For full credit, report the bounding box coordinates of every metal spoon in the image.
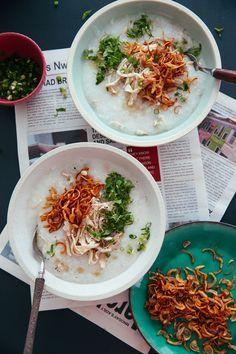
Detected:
[185,52,236,84]
[23,229,45,354]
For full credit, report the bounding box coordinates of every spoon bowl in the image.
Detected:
[32,229,45,278]
[185,52,236,84]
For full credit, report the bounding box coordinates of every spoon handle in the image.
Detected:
[213,68,236,84]
[23,278,45,354]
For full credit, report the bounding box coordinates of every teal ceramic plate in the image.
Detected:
[130,221,236,354]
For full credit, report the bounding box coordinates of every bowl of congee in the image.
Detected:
[7,143,166,301]
[67,0,221,146]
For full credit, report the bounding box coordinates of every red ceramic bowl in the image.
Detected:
[0,32,46,106]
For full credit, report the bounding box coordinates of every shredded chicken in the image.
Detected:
[58,198,123,268]
[54,197,123,268]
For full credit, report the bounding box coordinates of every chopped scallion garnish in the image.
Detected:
[214,27,224,37]
[82,9,92,20]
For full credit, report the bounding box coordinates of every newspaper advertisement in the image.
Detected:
[198,92,236,221]
[1,47,235,353]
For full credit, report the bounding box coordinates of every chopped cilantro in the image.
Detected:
[87,172,134,239]
[82,9,92,21]
[127,15,153,38]
[82,49,98,61]
[214,27,224,37]
[83,35,125,84]
[186,43,202,58]
[129,234,137,239]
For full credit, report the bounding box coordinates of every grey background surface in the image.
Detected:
[0,1,235,353]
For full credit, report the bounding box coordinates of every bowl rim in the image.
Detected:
[7,142,166,301]
[67,0,221,147]
[0,32,46,106]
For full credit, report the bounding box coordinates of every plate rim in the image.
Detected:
[129,220,236,354]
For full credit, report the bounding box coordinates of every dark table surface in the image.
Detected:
[0,1,236,353]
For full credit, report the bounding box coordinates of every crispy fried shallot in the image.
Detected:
[106,38,196,110]
[145,267,236,353]
[40,168,104,232]
[202,248,224,275]
[181,249,195,264]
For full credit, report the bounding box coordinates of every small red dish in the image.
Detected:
[0,32,46,106]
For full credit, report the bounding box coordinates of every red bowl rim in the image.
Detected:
[0,32,46,106]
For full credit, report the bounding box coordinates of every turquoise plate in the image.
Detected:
[130,221,236,354]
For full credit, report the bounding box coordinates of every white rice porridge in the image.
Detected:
[30,159,151,284]
[82,14,206,135]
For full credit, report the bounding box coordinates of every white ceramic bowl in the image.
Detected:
[68,0,221,147]
[7,143,166,301]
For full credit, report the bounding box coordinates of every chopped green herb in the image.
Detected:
[82,49,98,61]
[174,91,180,97]
[154,107,160,115]
[173,41,184,54]
[182,81,189,91]
[138,79,144,87]
[121,67,133,74]
[87,172,134,239]
[83,35,125,84]
[55,107,66,117]
[56,75,62,83]
[0,56,40,101]
[127,15,153,38]
[186,43,202,58]
[214,27,224,37]
[129,234,137,239]
[47,244,55,257]
[56,107,66,112]
[179,95,187,103]
[59,87,67,98]
[128,56,139,68]
[137,243,146,252]
[127,244,134,255]
[82,9,92,21]
[137,222,151,252]
[153,54,159,63]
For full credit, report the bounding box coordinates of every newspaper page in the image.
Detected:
[198,92,236,221]
[0,48,210,353]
